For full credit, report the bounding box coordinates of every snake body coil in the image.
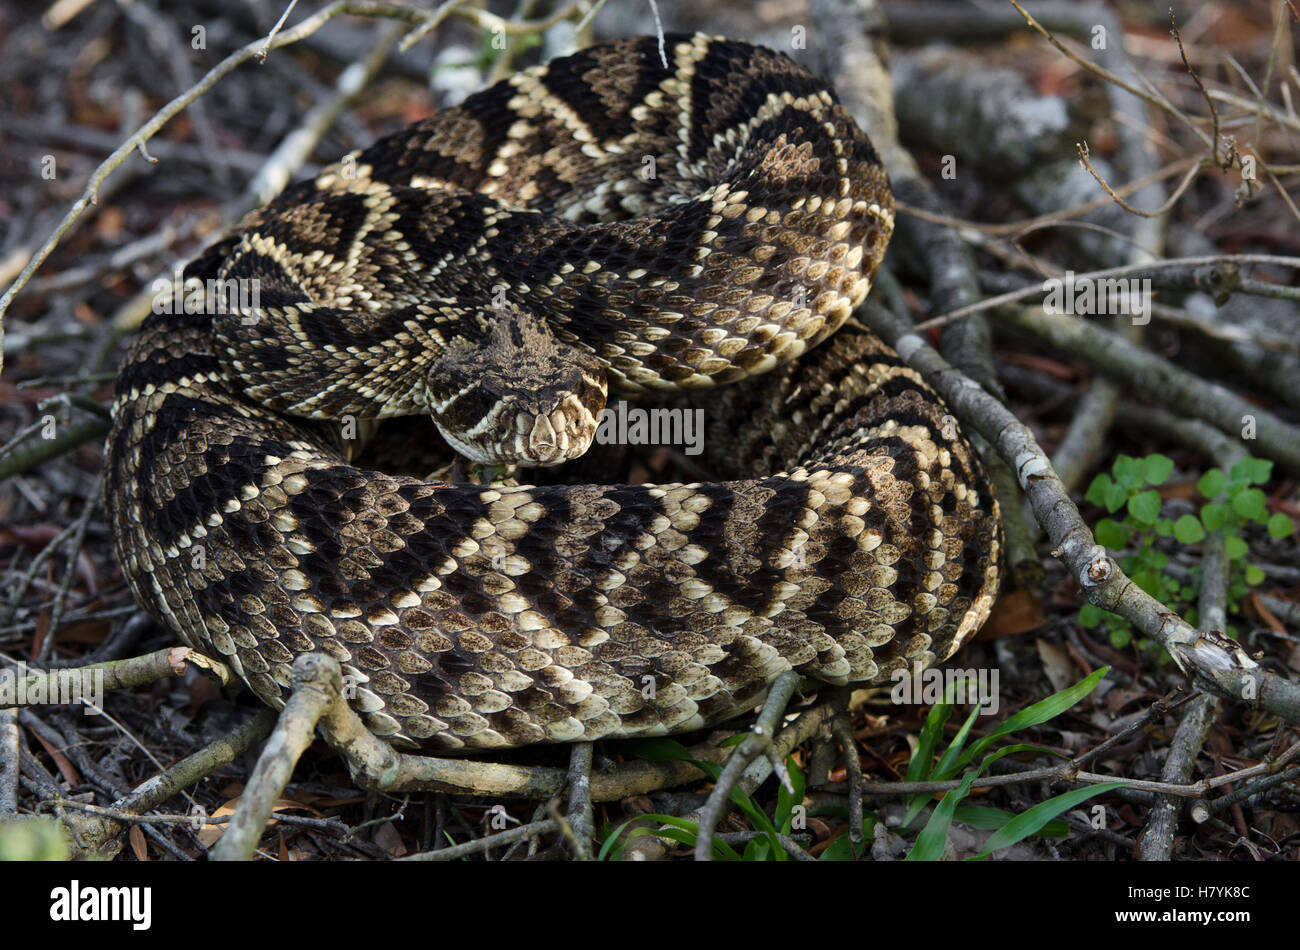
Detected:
[107,34,1001,752]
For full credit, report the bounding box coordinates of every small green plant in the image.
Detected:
[1081,453,1294,647]
[595,739,810,861]
[902,668,1124,860]
[596,670,1121,860]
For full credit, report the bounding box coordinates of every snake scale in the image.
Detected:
[106,34,1002,753]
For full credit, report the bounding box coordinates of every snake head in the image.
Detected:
[425,303,607,466]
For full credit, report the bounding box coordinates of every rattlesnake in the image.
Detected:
[106,33,1001,753]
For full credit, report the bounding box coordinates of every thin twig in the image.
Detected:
[210,655,341,860]
[1169,9,1222,165]
[1005,0,1214,150]
[564,741,594,860]
[258,0,302,62]
[0,0,588,374]
[401,818,558,861]
[896,155,1200,236]
[913,254,1300,332]
[1074,146,1205,219]
[694,671,800,861]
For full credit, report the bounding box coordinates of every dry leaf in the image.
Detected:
[27,725,80,786]
[1035,638,1075,694]
[373,821,407,857]
[976,590,1047,640]
[129,825,148,861]
[199,796,322,848]
[1246,591,1287,634]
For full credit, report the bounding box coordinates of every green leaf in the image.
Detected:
[930,694,989,783]
[1200,503,1226,531]
[1225,534,1249,560]
[1113,455,1142,489]
[628,736,787,859]
[954,668,1109,773]
[967,782,1129,860]
[952,804,1069,838]
[1228,457,1254,485]
[1127,490,1162,526]
[1103,481,1129,513]
[1131,568,1162,598]
[1154,518,1174,538]
[1109,627,1132,649]
[817,834,857,861]
[951,805,1017,831]
[1078,603,1103,628]
[904,676,981,825]
[1085,474,1112,507]
[623,815,744,861]
[1197,469,1226,499]
[1245,565,1265,586]
[1173,514,1205,544]
[1142,454,1174,486]
[1267,512,1295,538]
[597,817,645,861]
[906,770,979,861]
[1231,487,1268,521]
[1242,457,1273,485]
[1094,518,1127,549]
[627,737,697,762]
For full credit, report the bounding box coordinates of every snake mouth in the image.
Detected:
[511,394,604,466]
[526,412,564,464]
[434,391,604,467]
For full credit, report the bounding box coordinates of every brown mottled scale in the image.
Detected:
[106,34,1001,752]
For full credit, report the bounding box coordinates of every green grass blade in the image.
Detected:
[624,735,788,858]
[905,769,979,861]
[951,805,1016,831]
[625,815,744,861]
[951,804,1069,838]
[818,834,857,861]
[774,757,806,833]
[954,667,1109,772]
[931,698,986,782]
[596,817,643,861]
[967,782,1128,859]
[907,697,955,785]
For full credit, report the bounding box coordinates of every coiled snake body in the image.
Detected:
[107,34,1001,752]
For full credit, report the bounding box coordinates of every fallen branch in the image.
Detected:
[210,654,340,860]
[693,671,799,861]
[997,305,1300,477]
[0,647,202,711]
[53,710,276,860]
[857,301,1300,726]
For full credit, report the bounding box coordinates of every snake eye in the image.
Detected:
[433,383,499,432]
